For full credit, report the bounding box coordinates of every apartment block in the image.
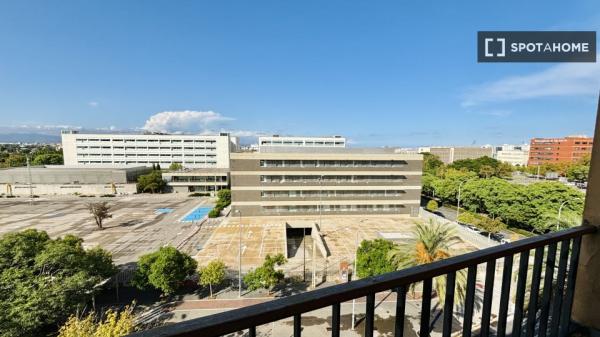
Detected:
[230,147,423,217]
[61,131,237,169]
[494,144,530,166]
[528,135,593,166]
[258,135,346,150]
[419,146,493,164]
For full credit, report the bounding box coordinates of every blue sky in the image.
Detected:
[0,1,599,146]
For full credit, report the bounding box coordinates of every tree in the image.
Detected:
[58,305,134,337]
[478,165,495,178]
[387,220,466,332]
[426,200,439,212]
[0,230,117,337]
[458,211,506,239]
[32,153,63,165]
[355,239,396,278]
[136,171,166,193]
[133,246,197,295]
[566,164,589,182]
[6,153,26,167]
[216,189,231,206]
[169,162,183,171]
[199,260,226,298]
[422,153,445,175]
[88,202,112,230]
[243,254,287,292]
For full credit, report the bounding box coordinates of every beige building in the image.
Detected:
[419,146,493,164]
[162,168,229,195]
[494,144,530,166]
[230,147,423,217]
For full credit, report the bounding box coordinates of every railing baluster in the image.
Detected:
[525,247,544,337]
[462,266,477,337]
[497,255,513,337]
[480,260,496,337]
[249,326,256,337]
[420,278,432,337]
[513,249,530,337]
[549,239,570,337]
[294,314,301,337]
[365,293,375,337]
[331,303,340,337]
[395,286,407,337]
[442,272,456,337]
[558,236,582,337]
[538,243,557,337]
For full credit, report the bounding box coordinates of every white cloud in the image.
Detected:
[142,110,233,133]
[462,63,600,107]
[88,101,99,107]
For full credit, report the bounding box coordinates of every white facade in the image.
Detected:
[494,144,530,166]
[258,135,346,150]
[61,131,237,169]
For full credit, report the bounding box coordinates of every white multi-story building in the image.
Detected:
[494,144,530,166]
[61,131,237,169]
[258,135,346,150]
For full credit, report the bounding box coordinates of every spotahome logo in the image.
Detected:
[478,31,596,62]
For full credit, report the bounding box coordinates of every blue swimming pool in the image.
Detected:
[181,206,212,222]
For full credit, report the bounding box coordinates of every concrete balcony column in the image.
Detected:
[572,95,600,330]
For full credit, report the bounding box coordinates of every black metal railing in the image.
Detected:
[128,225,595,337]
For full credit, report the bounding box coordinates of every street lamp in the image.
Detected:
[456,180,467,221]
[234,209,242,298]
[351,220,365,330]
[312,175,324,288]
[557,201,569,231]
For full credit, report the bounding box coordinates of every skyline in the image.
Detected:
[1,1,599,146]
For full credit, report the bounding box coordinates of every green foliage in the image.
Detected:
[208,189,232,217]
[133,246,197,295]
[422,153,444,175]
[5,153,26,167]
[32,153,63,165]
[189,192,210,197]
[566,164,589,182]
[136,171,166,193]
[430,169,477,203]
[0,229,117,337]
[58,305,134,337]
[243,254,287,291]
[198,260,226,297]
[356,239,396,278]
[168,162,183,171]
[88,202,112,230]
[426,200,438,212]
[208,208,221,218]
[449,156,513,178]
[457,211,506,235]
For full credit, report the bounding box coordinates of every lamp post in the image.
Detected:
[312,175,323,288]
[234,209,242,298]
[557,201,569,231]
[456,180,467,221]
[351,221,365,330]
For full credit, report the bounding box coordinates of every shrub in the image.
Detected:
[189,192,210,197]
[243,254,287,292]
[356,239,397,278]
[133,246,197,295]
[208,208,222,218]
[426,200,439,212]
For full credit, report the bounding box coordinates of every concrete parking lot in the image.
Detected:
[0,194,214,264]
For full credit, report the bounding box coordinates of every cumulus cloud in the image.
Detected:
[462,63,600,107]
[142,110,233,133]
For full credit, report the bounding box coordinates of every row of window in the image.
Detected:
[260,190,406,198]
[171,176,228,183]
[77,153,216,158]
[76,160,217,165]
[76,146,217,151]
[259,160,407,168]
[260,140,344,146]
[260,175,407,183]
[263,204,406,213]
[75,138,217,144]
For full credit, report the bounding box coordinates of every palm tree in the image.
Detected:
[388,219,467,331]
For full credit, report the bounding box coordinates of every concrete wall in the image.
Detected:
[4,183,137,195]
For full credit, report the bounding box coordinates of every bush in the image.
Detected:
[208,208,222,218]
[356,239,396,278]
[100,194,115,198]
[243,254,287,291]
[189,192,210,197]
[133,246,197,295]
[426,200,438,212]
[136,171,166,193]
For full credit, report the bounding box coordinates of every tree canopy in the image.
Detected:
[355,239,396,278]
[136,170,166,193]
[0,230,117,337]
[198,260,227,298]
[243,254,287,291]
[133,246,197,295]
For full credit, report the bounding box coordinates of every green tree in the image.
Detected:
[136,171,166,193]
[356,239,396,278]
[58,305,135,337]
[422,153,445,175]
[566,164,589,182]
[6,153,26,167]
[243,254,287,292]
[426,200,439,212]
[478,165,495,178]
[0,230,117,337]
[430,169,477,203]
[32,153,63,165]
[133,246,197,295]
[216,188,231,206]
[168,162,183,171]
[198,260,226,298]
[88,202,112,230]
[388,220,467,331]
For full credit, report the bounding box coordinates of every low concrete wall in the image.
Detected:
[4,183,137,196]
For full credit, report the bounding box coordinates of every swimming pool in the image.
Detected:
[181,206,212,222]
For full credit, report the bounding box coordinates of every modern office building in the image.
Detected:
[258,135,346,150]
[528,135,593,166]
[61,130,237,169]
[418,146,493,164]
[162,168,229,195]
[0,165,150,195]
[494,144,530,166]
[230,147,423,217]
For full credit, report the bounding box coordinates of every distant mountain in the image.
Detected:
[0,133,61,144]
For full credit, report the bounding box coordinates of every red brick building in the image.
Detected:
[528,135,593,166]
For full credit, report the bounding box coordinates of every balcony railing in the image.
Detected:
[128,225,595,337]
